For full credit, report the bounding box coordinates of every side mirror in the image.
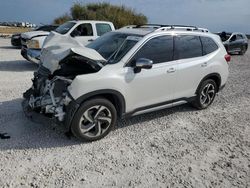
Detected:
[134,58,153,73]
[70,30,78,37]
[70,32,76,38]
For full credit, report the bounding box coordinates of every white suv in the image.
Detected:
[23,25,230,142]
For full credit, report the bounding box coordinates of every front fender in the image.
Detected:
[64,89,126,130]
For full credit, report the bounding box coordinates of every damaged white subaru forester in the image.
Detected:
[22,25,230,142]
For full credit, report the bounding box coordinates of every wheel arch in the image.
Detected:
[196,73,221,94]
[64,89,126,130]
[76,89,126,118]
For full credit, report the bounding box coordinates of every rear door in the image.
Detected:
[173,35,208,99]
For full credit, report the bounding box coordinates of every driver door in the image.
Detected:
[124,35,178,112]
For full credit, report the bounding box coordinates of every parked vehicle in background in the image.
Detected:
[22,24,230,142]
[11,25,57,47]
[20,25,58,62]
[218,32,248,55]
[21,20,115,64]
[11,33,22,47]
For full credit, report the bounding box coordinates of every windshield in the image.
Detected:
[35,25,57,32]
[55,22,76,35]
[86,32,142,63]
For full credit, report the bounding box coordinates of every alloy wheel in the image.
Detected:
[200,83,216,107]
[79,105,112,138]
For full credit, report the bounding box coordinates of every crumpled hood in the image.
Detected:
[40,31,106,73]
[21,31,50,39]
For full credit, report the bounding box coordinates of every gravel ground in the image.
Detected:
[0,38,249,188]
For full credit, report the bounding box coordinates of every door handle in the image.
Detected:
[88,39,94,42]
[201,62,207,67]
[167,67,176,73]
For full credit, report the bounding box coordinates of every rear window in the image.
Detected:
[174,35,202,60]
[200,36,218,55]
[96,23,112,36]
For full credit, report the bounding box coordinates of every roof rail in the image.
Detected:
[121,24,210,33]
[135,24,169,28]
[155,25,209,33]
[134,24,198,29]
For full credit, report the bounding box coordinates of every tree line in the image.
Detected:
[54,2,148,28]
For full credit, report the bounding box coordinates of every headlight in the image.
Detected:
[27,40,40,49]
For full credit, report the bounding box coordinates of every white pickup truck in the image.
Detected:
[21,20,115,63]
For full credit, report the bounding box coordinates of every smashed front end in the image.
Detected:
[22,34,106,125]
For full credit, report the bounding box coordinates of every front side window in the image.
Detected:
[131,35,174,64]
[55,22,76,35]
[71,23,93,37]
[200,36,218,55]
[96,23,112,36]
[174,35,202,60]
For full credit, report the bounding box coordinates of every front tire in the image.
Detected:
[71,98,117,142]
[192,79,217,110]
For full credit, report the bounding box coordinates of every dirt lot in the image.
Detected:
[0,38,249,187]
[0,26,31,35]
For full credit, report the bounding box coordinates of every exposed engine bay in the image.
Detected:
[22,33,106,123]
[23,55,103,123]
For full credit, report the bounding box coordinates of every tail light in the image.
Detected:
[224,54,231,63]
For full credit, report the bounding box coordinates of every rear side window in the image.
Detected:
[96,23,112,36]
[200,36,218,55]
[132,35,173,64]
[174,35,202,60]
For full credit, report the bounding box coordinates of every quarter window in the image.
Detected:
[132,35,174,64]
[96,23,112,36]
[200,36,218,55]
[174,35,202,60]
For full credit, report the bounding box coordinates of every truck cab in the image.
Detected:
[21,20,115,63]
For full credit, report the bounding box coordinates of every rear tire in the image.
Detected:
[191,79,218,110]
[71,98,117,142]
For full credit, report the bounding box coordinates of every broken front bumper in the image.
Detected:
[22,99,54,125]
[21,47,41,64]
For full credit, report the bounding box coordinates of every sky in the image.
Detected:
[0,0,249,33]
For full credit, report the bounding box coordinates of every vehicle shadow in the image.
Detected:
[0,46,21,49]
[0,98,81,151]
[116,103,195,130]
[0,60,37,72]
[0,98,196,151]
